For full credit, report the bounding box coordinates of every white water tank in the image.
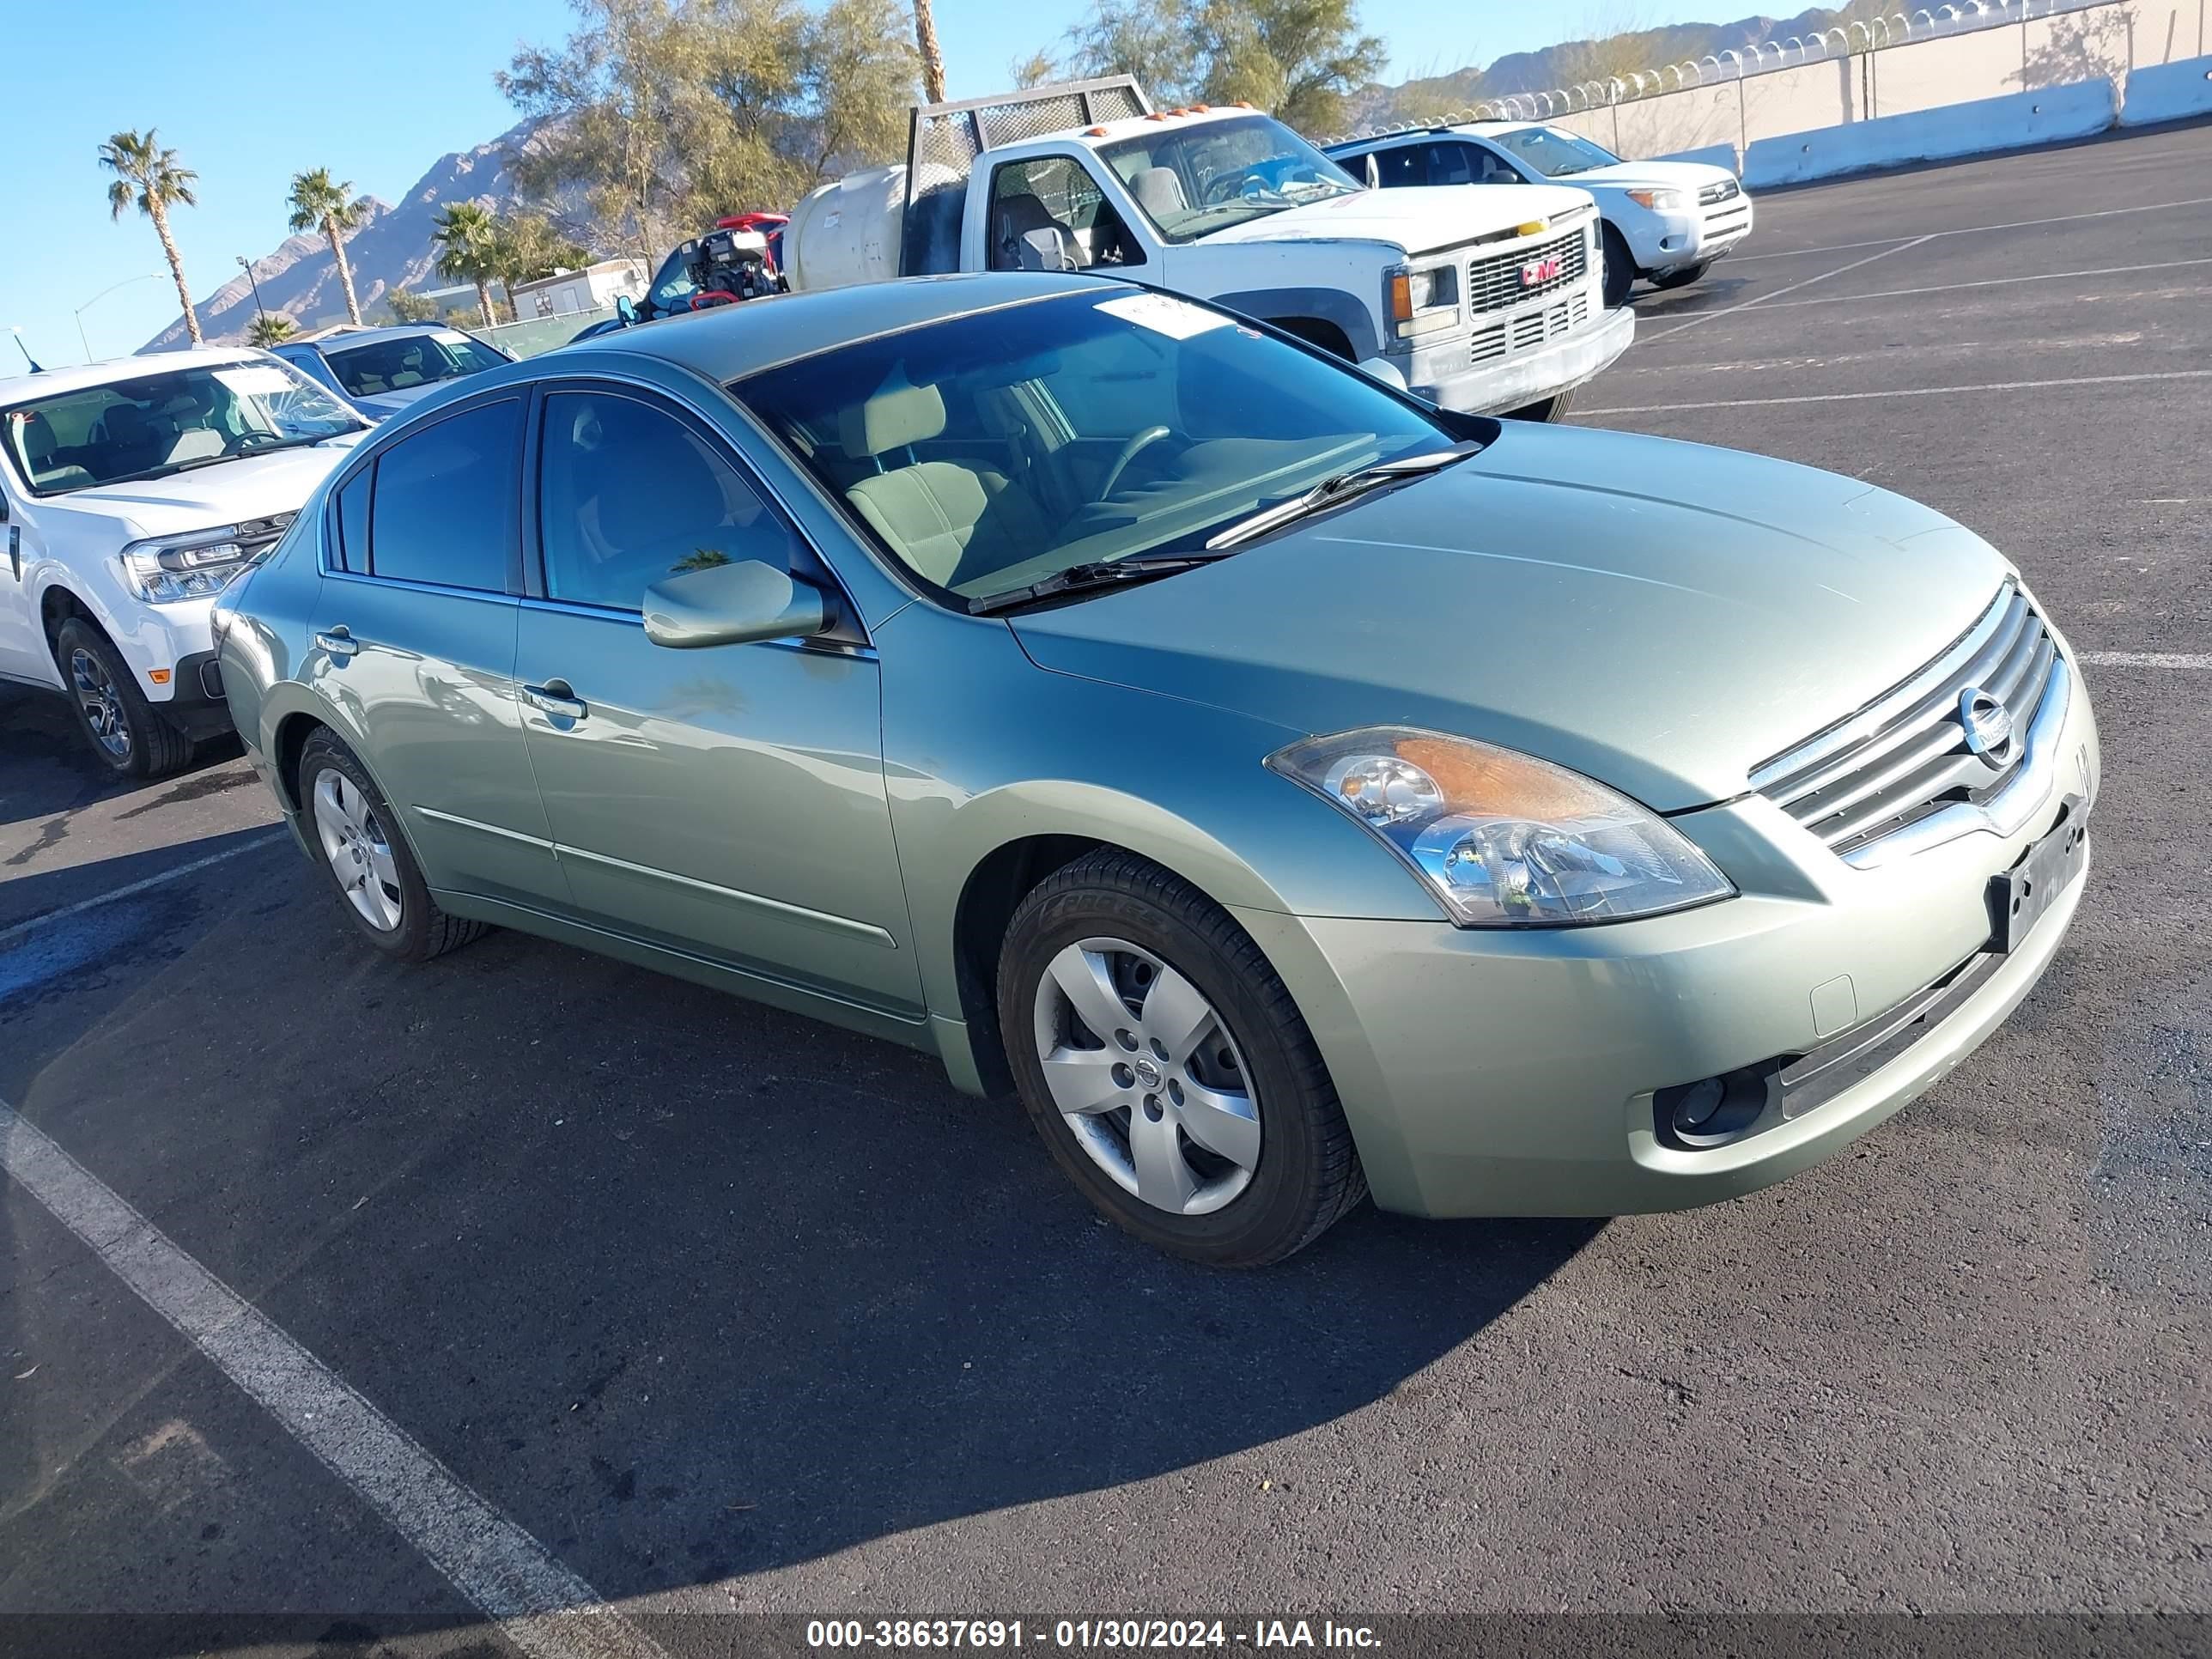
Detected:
[784,165,909,292]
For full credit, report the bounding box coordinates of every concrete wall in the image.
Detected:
[2121,51,2212,118]
[1460,0,2209,184]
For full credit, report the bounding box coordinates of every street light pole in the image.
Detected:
[71,272,168,363]
[237,255,270,330]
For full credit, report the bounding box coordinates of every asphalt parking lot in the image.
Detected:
[3,121,2209,1656]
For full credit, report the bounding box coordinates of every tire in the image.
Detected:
[54,617,194,779]
[998,849,1365,1267]
[1504,388,1574,422]
[295,728,486,962]
[1652,260,1711,291]
[1600,223,1636,308]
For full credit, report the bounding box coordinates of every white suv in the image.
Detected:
[0,349,367,776]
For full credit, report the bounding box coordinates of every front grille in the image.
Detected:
[236,510,297,556]
[1468,227,1588,314]
[1698,178,1741,206]
[1751,584,2061,858]
[1472,292,1589,368]
[1702,204,1752,240]
[1469,319,1507,363]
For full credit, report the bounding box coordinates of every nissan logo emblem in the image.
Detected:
[1958,686,2016,767]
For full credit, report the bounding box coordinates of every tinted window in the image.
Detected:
[368,398,520,591]
[1423,143,1475,186]
[334,468,371,573]
[325,331,506,398]
[538,391,802,611]
[1370,145,1428,187]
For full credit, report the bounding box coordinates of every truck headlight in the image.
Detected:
[1386,263,1462,340]
[1268,726,1735,927]
[1626,187,1692,212]
[121,527,249,603]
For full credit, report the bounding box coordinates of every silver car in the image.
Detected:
[272,324,511,420]
[218,273,2097,1265]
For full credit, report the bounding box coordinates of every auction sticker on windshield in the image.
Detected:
[1097,292,1230,339]
[214,365,299,398]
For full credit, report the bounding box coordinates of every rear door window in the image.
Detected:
[367,398,521,591]
[1370,145,1429,187]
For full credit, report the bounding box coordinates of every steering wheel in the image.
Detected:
[1201,168,1272,207]
[1097,426,1173,501]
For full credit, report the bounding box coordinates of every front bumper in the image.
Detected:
[1624,197,1757,276]
[158,648,235,741]
[1406,301,1634,415]
[1231,669,2098,1220]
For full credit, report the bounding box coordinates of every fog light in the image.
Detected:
[1655,1062,1780,1149]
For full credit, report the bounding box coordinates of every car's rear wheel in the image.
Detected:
[55,617,193,779]
[297,729,486,961]
[1600,223,1636,308]
[999,850,1364,1267]
[1652,260,1711,291]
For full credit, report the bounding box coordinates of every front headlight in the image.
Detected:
[1626,187,1693,212]
[121,527,248,603]
[1268,726,1735,927]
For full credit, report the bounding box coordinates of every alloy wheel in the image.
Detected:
[69,647,132,759]
[1030,936,1261,1216]
[311,768,404,933]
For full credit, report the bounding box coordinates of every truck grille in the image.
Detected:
[1750,584,2062,859]
[1470,293,1589,367]
[1468,228,1587,314]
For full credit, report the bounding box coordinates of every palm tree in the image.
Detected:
[99,129,202,346]
[246,313,296,347]
[287,167,371,326]
[914,0,947,101]
[430,202,501,329]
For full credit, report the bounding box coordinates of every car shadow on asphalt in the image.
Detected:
[0,682,246,837]
[0,827,1600,1613]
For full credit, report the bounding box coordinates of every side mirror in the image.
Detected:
[642,559,828,650]
[615,294,638,325]
[1354,357,1408,392]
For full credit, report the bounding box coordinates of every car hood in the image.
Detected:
[1006,423,2009,811]
[1196,184,1596,258]
[1560,159,1736,194]
[42,437,364,539]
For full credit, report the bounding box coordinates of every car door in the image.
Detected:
[0,472,50,686]
[513,380,922,1017]
[307,393,571,911]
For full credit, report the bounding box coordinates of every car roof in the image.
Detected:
[1333,120,1533,151]
[556,271,1105,381]
[0,344,280,405]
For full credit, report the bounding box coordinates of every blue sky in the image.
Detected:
[3,1,1722,363]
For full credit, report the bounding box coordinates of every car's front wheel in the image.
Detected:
[999,850,1365,1267]
[55,617,193,779]
[1600,223,1636,308]
[297,728,486,961]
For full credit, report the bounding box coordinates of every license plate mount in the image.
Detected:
[1987,796,2087,954]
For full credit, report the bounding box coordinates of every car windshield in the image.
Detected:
[732,289,1453,604]
[1099,114,1363,242]
[0,358,364,496]
[322,330,506,398]
[1492,125,1622,178]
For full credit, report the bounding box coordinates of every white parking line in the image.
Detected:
[1644,235,1936,340]
[0,830,287,951]
[2080,651,2212,669]
[1577,367,2212,415]
[1725,194,2212,262]
[1679,256,2212,318]
[0,1097,665,1659]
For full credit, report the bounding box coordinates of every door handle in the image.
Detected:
[522,680,587,721]
[314,627,359,659]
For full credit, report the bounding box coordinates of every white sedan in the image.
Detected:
[1327,122,1754,307]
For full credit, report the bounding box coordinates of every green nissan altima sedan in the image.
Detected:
[216,271,2097,1266]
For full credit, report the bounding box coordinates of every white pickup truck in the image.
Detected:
[783,77,1632,421]
[0,349,368,777]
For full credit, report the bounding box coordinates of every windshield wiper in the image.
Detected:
[967,553,1227,615]
[1204,448,1473,551]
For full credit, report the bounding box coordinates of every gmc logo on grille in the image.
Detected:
[1520,256,1563,286]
